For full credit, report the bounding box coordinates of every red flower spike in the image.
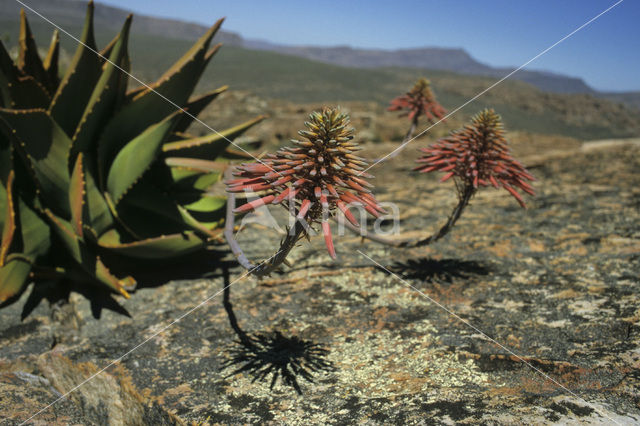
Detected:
[415,109,535,207]
[388,78,447,124]
[227,107,383,258]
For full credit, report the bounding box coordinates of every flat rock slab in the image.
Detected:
[1,140,639,425]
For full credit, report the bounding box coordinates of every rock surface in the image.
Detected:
[1,137,639,425]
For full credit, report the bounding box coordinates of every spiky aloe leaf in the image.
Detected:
[98,229,205,259]
[115,180,188,238]
[173,85,228,133]
[71,15,131,156]
[95,21,223,176]
[0,108,71,217]
[176,205,224,238]
[0,255,31,302]
[180,195,226,227]
[68,153,113,237]
[49,2,103,137]
[0,42,19,107]
[69,153,85,236]
[43,30,60,89]
[164,157,227,173]
[43,209,129,297]
[163,115,266,158]
[166,158,226,194]
[170,169,222,193]
[0,170,15,265]
[18,196,51,260]
[0,187,53,302]
[106,112,180,203]
[1,39,50,109]
[17,9,49,92]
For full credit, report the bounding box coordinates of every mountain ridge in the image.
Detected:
[242,41,597,95]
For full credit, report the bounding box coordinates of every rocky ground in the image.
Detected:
[1,125,639,424]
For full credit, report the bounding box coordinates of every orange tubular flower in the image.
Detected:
[388,78,447,123]
[415,109,535,207]
[226,108,384,259]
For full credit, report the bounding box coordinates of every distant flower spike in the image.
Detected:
[227,107,383,259]
[415,109,535,207]
[388,78,447,124]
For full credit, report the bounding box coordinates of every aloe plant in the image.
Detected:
[0,3,264,305]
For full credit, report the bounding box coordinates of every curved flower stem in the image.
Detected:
[222,266,256,350]
[339,183,475,248]
[404,115,418,142]
[224,168,307,277]
[403,183,475,247]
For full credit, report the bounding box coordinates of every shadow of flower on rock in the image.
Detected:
[219,268,334,394]
[383,257,491,283]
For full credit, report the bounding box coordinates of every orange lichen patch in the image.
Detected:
[486,240,513,257]
[164,383,194,397]
[598,236,640,255]
[505,334,522,349]
[554,289,581,299]
[387,373,428,394]
[528,240,546,252]
[566,245,588,256]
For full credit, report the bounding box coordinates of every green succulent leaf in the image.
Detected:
[69,153,85,236]
[98,228,205,259]
[17,196,50,260]
[0,170,15,265]
[106,112,180,203]
[163,115,266,158]
[0,41,51,109]
[43,30,60,90]
[96,19,223,165]
[84,161,113,237]
[0,41,20,84]
[43,208,129,297]
[49,2,103,137]
[164,157,228,173]
[0,255,32,303]
[1,188,52,302]
[174,85,228,133]
[167,158,226,193]
[0,108,71,217]
[17,9,49,92]
[115,179,188,238]
[179,195,226,229]
[171,169,222,193]
[176,204,223,238]
[71,14,131,156]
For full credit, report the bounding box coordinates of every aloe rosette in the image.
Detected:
[0,3,263,304]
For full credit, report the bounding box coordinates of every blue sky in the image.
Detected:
[97,0,639,92]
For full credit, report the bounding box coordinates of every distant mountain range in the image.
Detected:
[0,0,638,109]
[243,41,597,95]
